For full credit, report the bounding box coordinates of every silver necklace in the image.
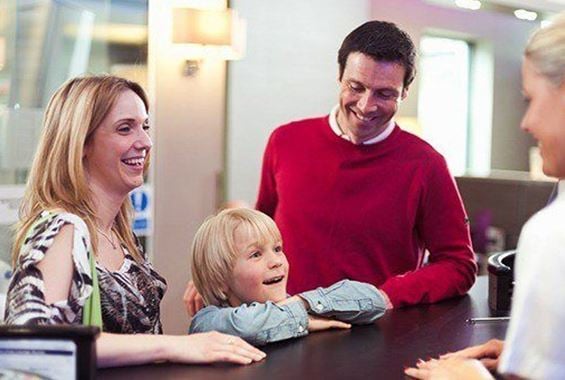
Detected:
[97,228,117,250]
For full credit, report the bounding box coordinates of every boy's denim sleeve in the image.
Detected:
[299,279,386,324]
[188,300,309,346]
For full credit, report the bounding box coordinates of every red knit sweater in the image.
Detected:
[256,116,477,307]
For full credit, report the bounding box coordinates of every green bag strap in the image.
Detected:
[24,211,103,329]
[82,247,103,329]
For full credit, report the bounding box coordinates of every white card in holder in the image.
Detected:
[0,339,76,379]
[0,325,99,380]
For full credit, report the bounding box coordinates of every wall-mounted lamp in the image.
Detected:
[172,8,245,76]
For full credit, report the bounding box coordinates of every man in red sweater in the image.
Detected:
[255,21,476,309]
[184,21,476,315]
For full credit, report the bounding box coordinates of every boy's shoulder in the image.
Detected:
[188,305,222,334]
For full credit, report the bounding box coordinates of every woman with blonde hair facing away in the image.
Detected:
[4,75,265,367]
[406,12,565,380]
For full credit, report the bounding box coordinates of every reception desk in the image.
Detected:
[99,276,508,380]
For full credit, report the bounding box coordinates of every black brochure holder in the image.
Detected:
[487,250,515,313]
[0,324,100,380]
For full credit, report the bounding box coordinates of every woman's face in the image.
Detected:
[84,89,151,197]
[521,58,565,178]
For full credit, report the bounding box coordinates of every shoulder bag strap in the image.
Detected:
[82,248,103,329]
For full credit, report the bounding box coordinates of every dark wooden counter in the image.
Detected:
[99,276,508,380]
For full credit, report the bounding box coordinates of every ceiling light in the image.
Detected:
[455,0,481,11]
[514,9,538,21]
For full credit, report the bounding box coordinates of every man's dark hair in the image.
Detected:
[338,21,416,88]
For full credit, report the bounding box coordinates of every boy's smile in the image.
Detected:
[226,225,289,306]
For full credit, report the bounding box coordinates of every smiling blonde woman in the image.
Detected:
[5,75,265,368]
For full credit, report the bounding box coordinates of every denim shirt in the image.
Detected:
[188,280,386,346]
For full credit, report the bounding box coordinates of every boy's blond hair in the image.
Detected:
[190,208,282,306]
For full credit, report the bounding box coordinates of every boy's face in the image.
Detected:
[226,226,289,306]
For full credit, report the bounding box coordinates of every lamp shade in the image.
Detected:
[172,8,233,46]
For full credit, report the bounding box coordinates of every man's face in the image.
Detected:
[337,52,407,144]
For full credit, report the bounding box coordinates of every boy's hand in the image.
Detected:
[184,280,205,317]
[307,315,351,332]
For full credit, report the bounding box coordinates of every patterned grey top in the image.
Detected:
[4,211,167,334]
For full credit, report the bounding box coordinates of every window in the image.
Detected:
[418,36,472,175]
[0,0,149,263]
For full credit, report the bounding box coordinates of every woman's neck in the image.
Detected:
[89,181,127,232]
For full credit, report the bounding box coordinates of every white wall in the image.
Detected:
[226,0,371,203]
[149,0,227,334]
[226,0,539,204]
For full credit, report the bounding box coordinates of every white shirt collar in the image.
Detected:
[558,180,565,196]
[329,104,396,145]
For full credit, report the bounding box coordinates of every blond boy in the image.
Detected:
[189,208,387,346]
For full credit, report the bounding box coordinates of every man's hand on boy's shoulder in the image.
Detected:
[184,280,205,317]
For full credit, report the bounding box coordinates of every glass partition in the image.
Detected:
[0,0,148,266]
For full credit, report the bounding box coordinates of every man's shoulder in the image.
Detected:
[394,128,444,160]
[271,115,329,138]
[395,128,436,152]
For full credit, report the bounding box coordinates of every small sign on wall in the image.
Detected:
[130,185,152,237]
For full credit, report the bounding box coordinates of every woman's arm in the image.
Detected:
[36,224,75,304]
[97,331,265,367]
[5,223,77,325]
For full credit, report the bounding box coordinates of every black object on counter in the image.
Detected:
[488,250,515,313]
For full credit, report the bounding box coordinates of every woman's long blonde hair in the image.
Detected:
[12,75,149,265]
